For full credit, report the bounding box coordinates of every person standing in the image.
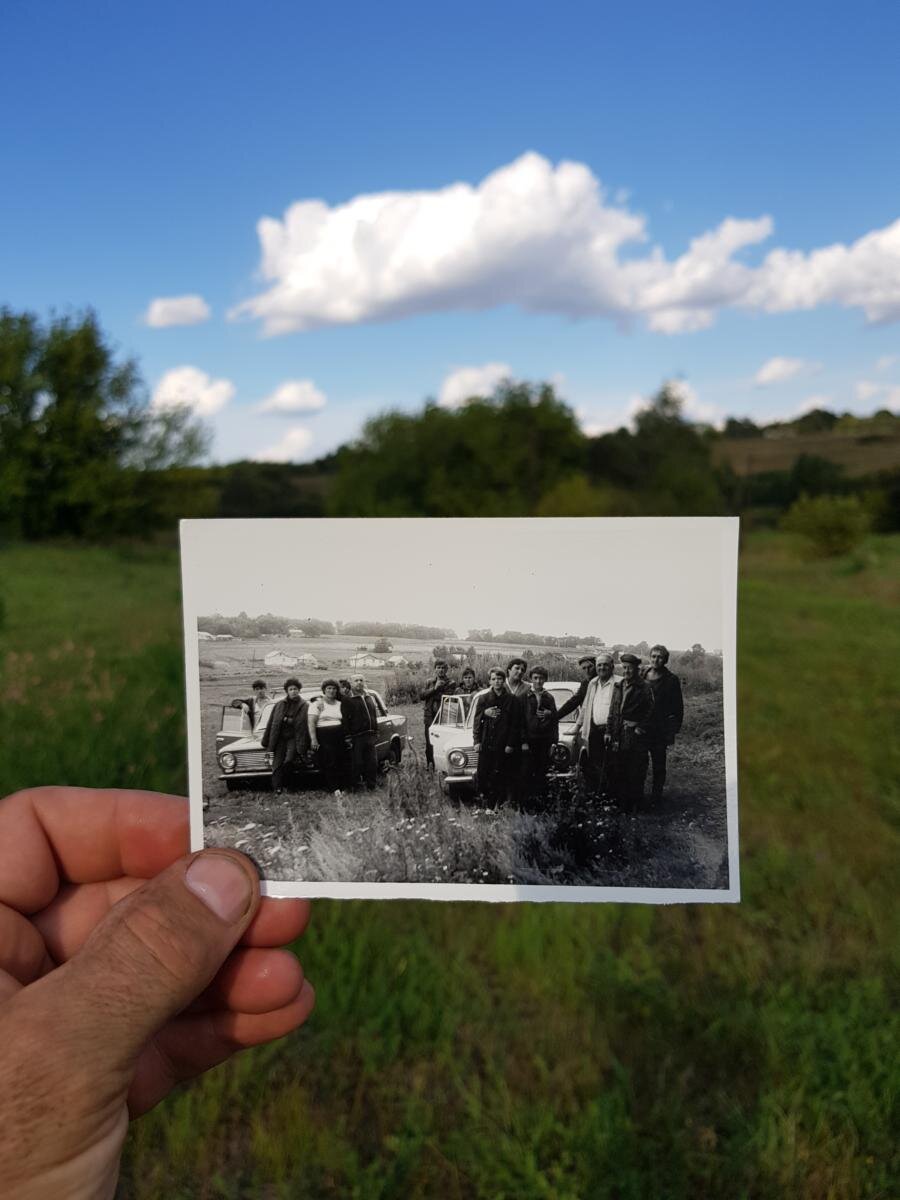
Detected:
[607,655,655,810]
[505,658,530,698]
[421,659,457,770]
[230,679,270,728]
[522,666,559,802]
[308,678,350,796]
[454,666,480,697]
[341,674,383,790]
[261,678,310,793]
[472,668,521,805]
[642,645,684,801]
[575,652,617,795]
[556,656,597,721]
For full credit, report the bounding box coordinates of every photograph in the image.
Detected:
[182,516,739,902]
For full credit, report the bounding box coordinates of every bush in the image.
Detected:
[781,493,870,557]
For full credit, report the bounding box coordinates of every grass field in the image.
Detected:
[1,535,898,1199]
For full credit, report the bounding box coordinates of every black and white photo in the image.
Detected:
[181,517,739,902]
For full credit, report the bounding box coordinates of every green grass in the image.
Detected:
[1,534,898,1199]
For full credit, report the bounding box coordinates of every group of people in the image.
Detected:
[421,646,684,809]
[230,674,387,795]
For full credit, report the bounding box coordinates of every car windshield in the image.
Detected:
[547,685,576,716]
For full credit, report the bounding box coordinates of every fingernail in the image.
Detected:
[185,853,254,923]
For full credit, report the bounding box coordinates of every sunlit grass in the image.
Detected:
[1,535,898,1199]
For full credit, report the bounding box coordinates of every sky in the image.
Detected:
[3,0,900,464]
[181,518,734,650]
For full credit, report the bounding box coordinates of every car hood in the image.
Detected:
[220,734,264,754]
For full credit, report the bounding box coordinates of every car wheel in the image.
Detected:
[438,772,450,796]
[389,738,403,765]
[225,779,244,792]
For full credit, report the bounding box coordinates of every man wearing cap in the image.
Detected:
[642,644,684,800]
[607,655,655,810]
[556,655,597,722]
[575,653,617,794]
[261,677,310,793]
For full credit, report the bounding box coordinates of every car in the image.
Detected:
[215,688,408,790]
[429,682,582,795]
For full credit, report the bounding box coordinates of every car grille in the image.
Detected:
[234,750,269,772]
[449,748,479,770]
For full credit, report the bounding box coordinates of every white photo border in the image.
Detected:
[181,517,740,905]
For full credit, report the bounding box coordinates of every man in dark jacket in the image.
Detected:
[421,660,457,770]
[454,667,479,697]
[607,655,655,810]
[641,645,684,800]
[521,666,559,802]
[341,674,384,790]
[472,668,522,804]
[556,655,597,721]
[261,677,310,793]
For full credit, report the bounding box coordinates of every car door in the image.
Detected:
[372,690,392,757]
[216,704,253,751]
[429,694,467,772]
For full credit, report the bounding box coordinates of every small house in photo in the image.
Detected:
[348,652,386,669]
[264,650,301,670]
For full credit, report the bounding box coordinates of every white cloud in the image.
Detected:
[229,152,900,336]
[438,362,512,408]
[855,380,881,403]
[667,379,720,425]
[151,366,234,416]
[875,355,897,371]
[252,426,315,462]
[852,380,900,411]
[753,356,818,386]
[577,380,717,436]
[143,295,211,328]
[256,380,327,415]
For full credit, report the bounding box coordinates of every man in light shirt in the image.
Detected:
[575,652,617,795]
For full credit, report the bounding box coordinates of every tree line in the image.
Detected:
[2,306,898,541]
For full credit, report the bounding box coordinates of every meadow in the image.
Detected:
[0,535,898,1199]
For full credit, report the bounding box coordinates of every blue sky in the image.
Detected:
[3,0,899,462]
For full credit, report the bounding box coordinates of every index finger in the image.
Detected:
[0,786,188,913]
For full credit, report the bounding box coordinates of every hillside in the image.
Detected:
[712,428,900,477]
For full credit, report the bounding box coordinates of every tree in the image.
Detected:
[327,381,585,517]
[585,384,727,515]
[0,307,209,537]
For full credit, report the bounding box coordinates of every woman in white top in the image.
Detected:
[308,679,349,795]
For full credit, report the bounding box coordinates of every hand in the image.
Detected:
[485,706,500,719]
[504,746,514,755]
[311,740,319,751]
[0,787,314,1199]
[473,744,481,752]
[521,744,529,752]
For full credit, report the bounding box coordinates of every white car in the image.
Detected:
[429,683,582,795]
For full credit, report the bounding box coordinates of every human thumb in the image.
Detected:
[52,849,260,1072]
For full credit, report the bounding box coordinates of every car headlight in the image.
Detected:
[550,744,570,767]
[220,752,236,772]
[448,750,467,769]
